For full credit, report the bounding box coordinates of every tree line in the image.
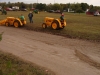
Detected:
[0,2,100,13]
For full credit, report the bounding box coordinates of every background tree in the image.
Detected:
[52,3,61,11]
[70,3,85,13]
[0,2,7,9]
[20,2,26,9]
[7,1,12,8]
[0,2,100,12]
[76,7,84,13]
[46,4,53,11]
[36,3,46,11]
[89,5,94,10]
[65,3,71,12]
[69,3,76,12]
[59,4,64,12]
[93,6,100,10]
[81,3,89,11]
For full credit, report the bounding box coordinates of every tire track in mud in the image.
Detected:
[75,50,100,69]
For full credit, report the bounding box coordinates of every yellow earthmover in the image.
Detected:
[0,17,26,27]
[42,17,66,30]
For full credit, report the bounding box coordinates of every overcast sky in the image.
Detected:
[0,0,99,6]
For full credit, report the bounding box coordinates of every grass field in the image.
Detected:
[0,11,100,42]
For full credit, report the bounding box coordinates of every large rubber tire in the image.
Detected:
[13,20,20,28]
[51,20,59,30]
[5,22,9,27]
[42,23,47,29]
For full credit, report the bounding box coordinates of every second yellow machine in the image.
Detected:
[0,17,26,27]
[42,17,66,30]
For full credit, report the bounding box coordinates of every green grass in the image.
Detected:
[0,51,55,75]
[0,11,100,42]
[64,13,100,41]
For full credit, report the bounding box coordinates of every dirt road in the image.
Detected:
[0,26,100,75]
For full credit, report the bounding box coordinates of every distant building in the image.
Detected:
[68,8,74,13]
[12,6,19,11]
[86,9,100,16]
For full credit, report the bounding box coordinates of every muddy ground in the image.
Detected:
[0,26,100,75]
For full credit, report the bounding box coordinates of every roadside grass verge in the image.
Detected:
[0,50,55,75]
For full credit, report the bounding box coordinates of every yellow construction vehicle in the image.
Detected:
[42,17,66,30]
[0,17,26,27]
